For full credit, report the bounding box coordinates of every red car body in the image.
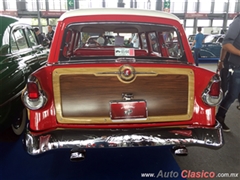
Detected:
[22,8,223,160]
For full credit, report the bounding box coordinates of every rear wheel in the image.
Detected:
[11,108,27,136]
[237,105,240,110]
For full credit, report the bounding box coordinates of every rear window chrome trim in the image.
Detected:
[60,22,184,62]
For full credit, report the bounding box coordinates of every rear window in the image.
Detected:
[59,22,184,62]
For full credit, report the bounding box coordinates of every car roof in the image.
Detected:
[204,34,225,43]
[59,8,180,22]
[206,34,223,37]
[188,34,209,37]
[0,15,19,47]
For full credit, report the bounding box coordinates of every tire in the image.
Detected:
[237,105,240,110]
[11,108,27,136]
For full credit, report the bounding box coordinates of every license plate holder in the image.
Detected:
[110,100,147,121]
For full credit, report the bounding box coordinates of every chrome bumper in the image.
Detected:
[24,122,224,155]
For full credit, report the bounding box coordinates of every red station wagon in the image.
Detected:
[22,8,224,161]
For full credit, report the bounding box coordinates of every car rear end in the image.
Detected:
[22,9,223,160]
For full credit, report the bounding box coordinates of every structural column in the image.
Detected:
[222,0,229,30]
[3,0,7,10]
[134,0,137,8]
[183,0,188,29]
[102,0,106,8]
[75,0,79,9]
[36,0,42,32]
[156,0,162,11]
[193,0,200,34]
[236,0,240,12]
[118,0,125,7]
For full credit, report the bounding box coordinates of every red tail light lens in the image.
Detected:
[202,74,223,106]
[22,76,47,110]
[209,82,220,97]
[27,82,39,99]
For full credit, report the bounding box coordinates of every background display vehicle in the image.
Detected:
[22,9,223,160]
[197,42,222,61]
[190,34,224,62]
[0,15,48,137]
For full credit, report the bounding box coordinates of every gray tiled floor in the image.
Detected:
[175,63,240,180]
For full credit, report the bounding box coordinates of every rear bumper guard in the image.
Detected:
[24,122,224,155]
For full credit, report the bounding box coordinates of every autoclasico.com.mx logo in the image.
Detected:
[141,170,239,179]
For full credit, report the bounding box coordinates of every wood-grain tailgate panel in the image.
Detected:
[53,67,194,124]
[60,75,187,115]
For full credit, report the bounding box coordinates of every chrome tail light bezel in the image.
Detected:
[202,74,223,106]
[22,75,48,110]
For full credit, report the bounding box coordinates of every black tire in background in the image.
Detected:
[11,108,27,136]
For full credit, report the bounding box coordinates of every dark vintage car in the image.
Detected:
[198,42,222,59]
[0,15,48,136]
[22,9,224,161]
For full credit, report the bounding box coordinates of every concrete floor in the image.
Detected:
[175,63,240,180]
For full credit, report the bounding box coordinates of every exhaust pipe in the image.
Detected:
[70,148,86,162]
[172,145,188,156]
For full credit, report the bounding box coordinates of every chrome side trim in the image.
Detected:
[0,66,9,74]
[24,122,224,155]
[0,90,22,107]
[96,72,157,75]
